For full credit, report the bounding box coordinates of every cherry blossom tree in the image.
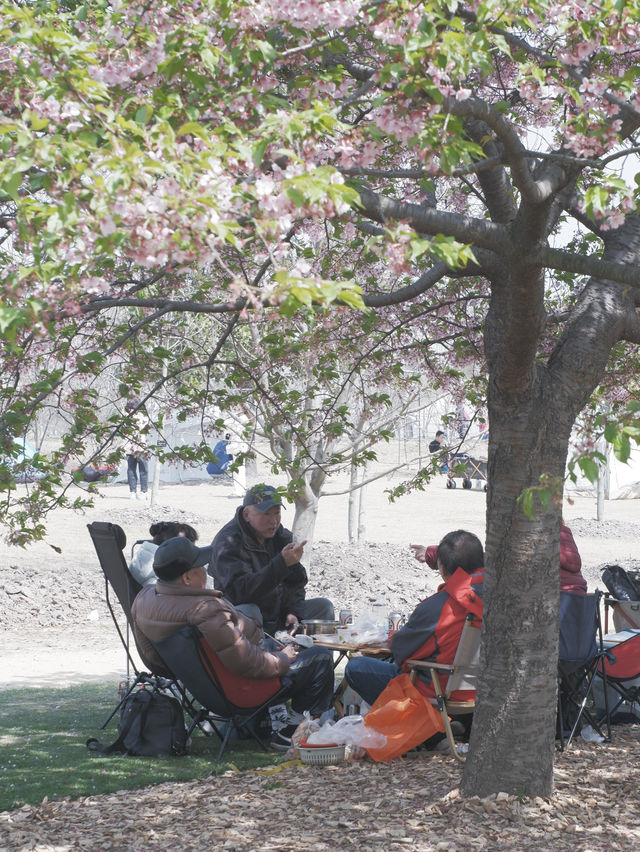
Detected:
[210,308,437,548]
[3,0,640,797]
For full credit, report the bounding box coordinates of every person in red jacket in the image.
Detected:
[413,522,586,594]
[560,522,587,595]
[345,530,484,709]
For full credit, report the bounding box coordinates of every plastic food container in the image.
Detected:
[336,627,357,644]
[297,740,346,765]
[299,620,339,635]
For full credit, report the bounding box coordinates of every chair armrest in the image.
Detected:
[406,659,455,673]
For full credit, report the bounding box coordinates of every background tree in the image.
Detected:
[3,0,640,797]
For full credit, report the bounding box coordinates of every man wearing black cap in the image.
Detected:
[209,483,334,637]
[131,536,334,749]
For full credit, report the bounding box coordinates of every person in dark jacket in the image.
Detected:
[209,484,334,636]
[345,529,484,709]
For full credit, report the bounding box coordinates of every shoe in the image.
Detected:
[268,703,288,732]
[129,492,137,501]
[140,492,150,503]
[270,724,298,751]
[449,720,465,739]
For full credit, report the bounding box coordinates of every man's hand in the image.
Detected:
[410,544,427,562]
[282,539,306,566]
[285,613,300,634]
[282,644,298,661]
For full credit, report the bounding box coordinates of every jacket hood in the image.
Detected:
[445,567,484,618]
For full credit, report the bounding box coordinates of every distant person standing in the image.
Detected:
[429,430,450,472]
[428,430,447,454]
[124,399,149,502]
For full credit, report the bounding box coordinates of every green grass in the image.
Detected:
[0,683,284,812]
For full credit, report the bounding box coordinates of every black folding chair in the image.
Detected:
[87,521,188,728]
[151,624,289,760]
[557,590,611,749]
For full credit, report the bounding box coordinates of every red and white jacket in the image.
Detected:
[390,566,484,700]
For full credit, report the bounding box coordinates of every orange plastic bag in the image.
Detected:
[363,673,444,761]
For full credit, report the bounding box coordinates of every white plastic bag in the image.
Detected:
[305,715,386,748]
[348,612,388,645]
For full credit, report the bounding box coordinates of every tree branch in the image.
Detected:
[364,262,449,306]
[356,186,512,254]
[442,97,568,203]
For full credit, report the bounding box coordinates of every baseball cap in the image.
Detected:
[242,484,285,513]
[153,536,212,581]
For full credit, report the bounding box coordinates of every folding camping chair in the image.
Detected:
[150,624,289,760]
[87,521,187,727]
[557,590,611,750]
[406,613,482,763]
[596,629,640,728]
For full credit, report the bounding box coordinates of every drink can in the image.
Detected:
[387,611,406,638]
[339,609,353,627]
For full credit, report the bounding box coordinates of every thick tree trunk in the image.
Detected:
[462,386,573,796]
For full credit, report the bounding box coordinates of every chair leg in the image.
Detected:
[332,678,348,718]
[100,674,146,729]
[559,662,610,749]
[557,679,566,752]
[215,722,235,761]
[431,670,465,763]
[442,712,465,763]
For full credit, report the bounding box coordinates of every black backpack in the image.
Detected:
[601,565,640,602]
[87,689,188,757]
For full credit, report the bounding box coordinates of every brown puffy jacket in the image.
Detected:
[131,582,291,679]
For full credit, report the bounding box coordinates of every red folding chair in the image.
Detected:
[597,631,640,727]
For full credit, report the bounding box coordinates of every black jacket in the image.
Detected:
[208,507,307,632]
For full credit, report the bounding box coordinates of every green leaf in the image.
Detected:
[604,422,619,443]
[577,456,599,484]
[254,39,276,63]
[2,171,23,200]
[135,104,153,125]
[614,432,631,463]
[285,186,305,206]
[520,489,535,520]
[252,138,269,166]
[176,122,210,142]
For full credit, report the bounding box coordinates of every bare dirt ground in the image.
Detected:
[2,469,640,849]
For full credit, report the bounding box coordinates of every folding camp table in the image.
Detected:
[311,637,391,717]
